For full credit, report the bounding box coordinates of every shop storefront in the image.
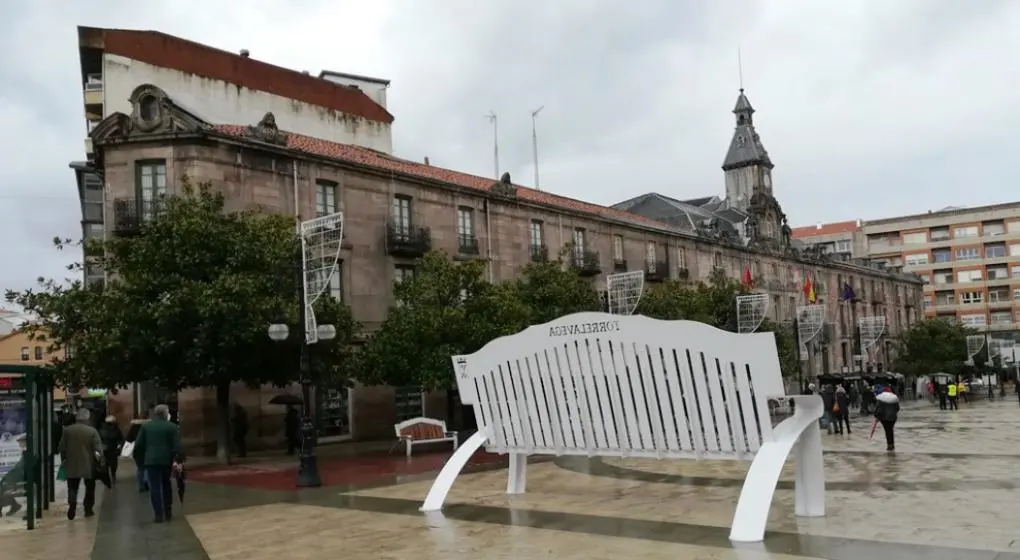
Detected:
[317,386,351,442]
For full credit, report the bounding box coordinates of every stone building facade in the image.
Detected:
[88,84,923,451]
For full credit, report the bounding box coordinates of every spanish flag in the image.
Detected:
[803,274,816,303]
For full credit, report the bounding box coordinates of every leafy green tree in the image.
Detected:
[513,257,600,324]
[893,318,974,377]
[7,181,359,462]
[758,318,798,378]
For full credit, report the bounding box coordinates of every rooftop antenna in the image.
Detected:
[485,111,499,178]
[531,105,544,190]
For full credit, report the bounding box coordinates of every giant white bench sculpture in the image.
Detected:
[420,312,825,543]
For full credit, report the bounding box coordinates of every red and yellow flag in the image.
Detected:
[803,274,816,303]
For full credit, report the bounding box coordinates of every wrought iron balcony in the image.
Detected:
[529,244,549,263]
[458,235,480,256]
[644,260,669,282]
[112,197,164,236]
[571,250,601,276]
[613,259,627,272]
[386,224,431,258]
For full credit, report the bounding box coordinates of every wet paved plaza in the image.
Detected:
[3,396,1020,559]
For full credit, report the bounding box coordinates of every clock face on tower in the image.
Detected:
[763,172,772,188]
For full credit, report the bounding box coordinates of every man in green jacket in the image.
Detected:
[132,404,181,523]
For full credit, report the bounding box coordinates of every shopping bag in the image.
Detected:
[120,441,134,458]
[56,463,67,482]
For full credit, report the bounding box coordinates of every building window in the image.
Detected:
[960,314,986,327]
[136,160,167,218]
[960,291,983,304]
[395,265,415,284]
[989,289,1009,303]
[713,251,723,268]
[935,292,954,306]
[983,221,1005,236]
[930,227,950,241]
[957,269,983,283]
[573,228,587,254]
[834,239,852,253]
[923,295,932,308]
[919,274,931,284]
[985,244,1006,258]
[612,235,624,261]
[391,196,412,232]
[1008,221,1020,234]
[315,180,339,217]
[955,247,980,261]
[990,311,1012,325]
[457,207,474,237]
[326,262,343,301]
[1014,288,1020,301]
[953,226,979,238]
[394,386,425,422]
[84,222,104,241]
[932,250,951,263]
[33,347,42,360]
[904,253,929,266]
[20,347,29,361]
[902,232,927,245]
[989,266,1009,280]
[531,220,545,249]
[677,247,687,269]
[645,241,656,263]
[1013,265,1020,279]
[1010,244,1020,257]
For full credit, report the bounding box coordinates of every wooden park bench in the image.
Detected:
[420,311,825,543]
[394,417,458,457]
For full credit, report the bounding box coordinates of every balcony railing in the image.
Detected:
[112,197,165,236]
[84,74,103,91]
[457,235,479,256]
[530,244,549,263]
[644,259,669,282]
[571,250,601,276]
[386,224,431,258]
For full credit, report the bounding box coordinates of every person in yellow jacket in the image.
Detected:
[947,381,959,410]
[957,381,969,403]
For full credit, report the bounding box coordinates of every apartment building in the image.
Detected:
[790,220,865,259]
[82,79,922,448]
[861,203,1020,336]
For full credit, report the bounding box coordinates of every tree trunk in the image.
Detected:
[215,381,231,464]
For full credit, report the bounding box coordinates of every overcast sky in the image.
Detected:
[2,0,1019,295]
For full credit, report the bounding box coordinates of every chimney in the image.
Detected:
[816,222,822,230]
[856,218,861,227]
[240,49,250,58]
[424,157,430,166]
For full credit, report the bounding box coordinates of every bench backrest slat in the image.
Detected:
[453,312,784,459]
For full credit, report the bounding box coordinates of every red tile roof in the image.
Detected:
[86,27,394,124]
[211,125,668,230]
[790,220,860,239]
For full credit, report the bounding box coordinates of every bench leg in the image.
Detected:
[793,421,825,518]
[406,439,412,458]
[730,395,825,543]
[420,429,489,512]
[506,453,527,495]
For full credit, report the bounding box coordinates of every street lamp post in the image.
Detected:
[268,304,335,488]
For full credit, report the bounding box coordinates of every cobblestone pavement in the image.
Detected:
[1,397,1017,559]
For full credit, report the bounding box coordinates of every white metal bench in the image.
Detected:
[394,417,458,457]
[420,311,825,543]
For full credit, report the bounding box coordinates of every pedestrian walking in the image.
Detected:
[99,415,124,487]
[958,381,969,404]
[937,382,948,410]
[820,386,835,434]
[285,405,300,456]
[126,413,150,492]
[947,382,959,410]
[232,404,249,459]
[834,386,852,435]
[874,386,901,452]
[1015,382,1020,407]
[58,409,102,520]
[132,404,182,524]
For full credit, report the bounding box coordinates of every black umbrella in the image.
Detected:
[268,394,303,406]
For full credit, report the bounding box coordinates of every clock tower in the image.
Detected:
[722,89,774,213]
